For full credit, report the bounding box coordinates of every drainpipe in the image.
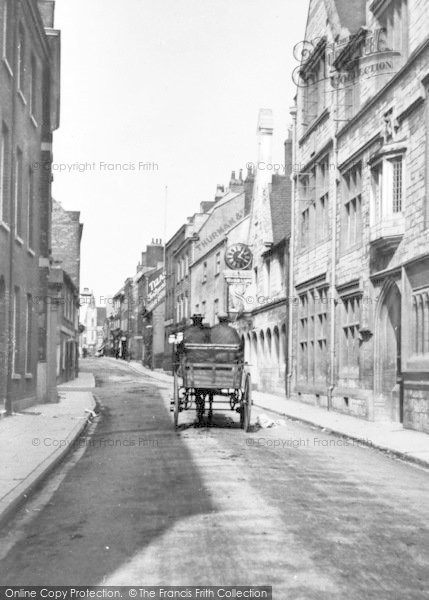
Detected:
[287,105,297,397]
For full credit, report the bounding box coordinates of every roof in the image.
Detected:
[270,175,291,245]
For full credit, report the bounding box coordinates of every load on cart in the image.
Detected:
[171,314,252,431]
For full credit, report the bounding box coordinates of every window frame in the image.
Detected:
[0,122,11,227]
[14,147,24,241]
[341,162,363,251]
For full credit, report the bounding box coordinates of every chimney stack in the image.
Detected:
[214,184,225,202]
[256,108,274,189]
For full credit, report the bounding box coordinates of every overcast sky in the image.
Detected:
[53,0,308,303]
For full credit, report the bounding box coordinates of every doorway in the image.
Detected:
[376,281,402,422]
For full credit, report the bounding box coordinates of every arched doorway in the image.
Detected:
[375,280,402,422]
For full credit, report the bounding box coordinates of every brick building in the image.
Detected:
[131,240,164,361]
[290,0,429,432]
[51,199,83,290]
[163,203,214,370]
[0,0,60,412]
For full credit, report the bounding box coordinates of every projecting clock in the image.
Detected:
[225,243,253,270]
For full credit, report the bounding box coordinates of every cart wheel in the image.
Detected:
[173,370,180,428]
[241,374,252,432]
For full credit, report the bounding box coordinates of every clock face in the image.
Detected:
[225,243,253,270]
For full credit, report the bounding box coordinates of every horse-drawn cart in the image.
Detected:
[172,343,252,431]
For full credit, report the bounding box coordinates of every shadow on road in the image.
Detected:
[0,360,217,585]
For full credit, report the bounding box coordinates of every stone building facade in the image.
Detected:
[190,185,251,326]
[234,111,291,395]
[47,267,79,385]
[0,0,60,412]
[290,0,429,432]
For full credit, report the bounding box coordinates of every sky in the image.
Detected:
[53,0,309,304]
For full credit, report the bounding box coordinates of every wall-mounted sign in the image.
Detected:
[146,268,166,313]
[224,243,252,270]
[224,270,253,313]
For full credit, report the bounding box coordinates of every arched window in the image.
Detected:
[252,332,258,367]
[266,329,272,365]
[273,326,280,365]
[259,330,265,366]
[280,324,287,367]
[246,333,251,363]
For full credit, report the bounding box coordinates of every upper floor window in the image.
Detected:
[376,0,409,61]
[17,24,26,97]
[202,261,207,284]
[27,167,35,250]
[30,53,39,122]
[0,122,10,225]
[215,252,221,276]
[299,156,330,249]
[15,147,23,240]
[341,162,363,250]
[214,298,219,319]
[303,54,327,126]
[2,0,14,70]
[370,154,404,223]
[316,155,329,243]
[343,66,360,121]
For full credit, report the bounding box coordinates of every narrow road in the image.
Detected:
[1,358,428,599]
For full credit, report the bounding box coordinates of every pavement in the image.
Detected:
[124,359,429,469]
[0,372,96,527]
